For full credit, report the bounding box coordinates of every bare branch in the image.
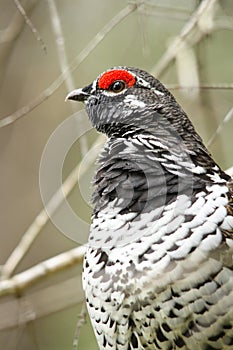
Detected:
[73,301,87,350]
[47,0,88,156]
[0,1,35,45]
[47,0,74,93]
[151,0,218,78]
[0,245,86,297]
[14,0,46,52]
[0,0,38,87]
[207,107,233,147]
[2,134,106,278]
[0,3,136,128]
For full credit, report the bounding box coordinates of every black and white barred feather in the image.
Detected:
[67,67,233,350]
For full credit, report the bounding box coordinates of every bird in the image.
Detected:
[66,67,233,350]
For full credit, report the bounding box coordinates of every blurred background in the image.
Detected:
[0,0,232,349]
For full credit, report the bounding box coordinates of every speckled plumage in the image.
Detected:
[67,67,233,350]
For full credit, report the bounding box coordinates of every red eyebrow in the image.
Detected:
[98,69,136,90]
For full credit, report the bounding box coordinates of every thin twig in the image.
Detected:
[167,83,233,90]
[47,0,74,93]
[47,0,88,156]
[2,134,106,278]
[14,0,46,52]
[142,1,192,15]
[0,3,136,128]
[151,0,217,78]
[139,9,189,22]
[0,1,37,45]
[73,301,87,350]
[137,2,149,57]
[207,107,233,147]
[0,245,86,297]
[138,2,191,22]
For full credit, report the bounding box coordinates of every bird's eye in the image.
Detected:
[109,80,126,93]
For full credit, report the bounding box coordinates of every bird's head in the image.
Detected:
[66,67,176,136]
[66,66,226,186]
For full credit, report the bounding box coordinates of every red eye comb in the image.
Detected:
[98,69,136,90]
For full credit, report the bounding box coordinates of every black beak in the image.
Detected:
[65,88,90,102]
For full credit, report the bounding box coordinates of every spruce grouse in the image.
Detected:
[66,67,233,350]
